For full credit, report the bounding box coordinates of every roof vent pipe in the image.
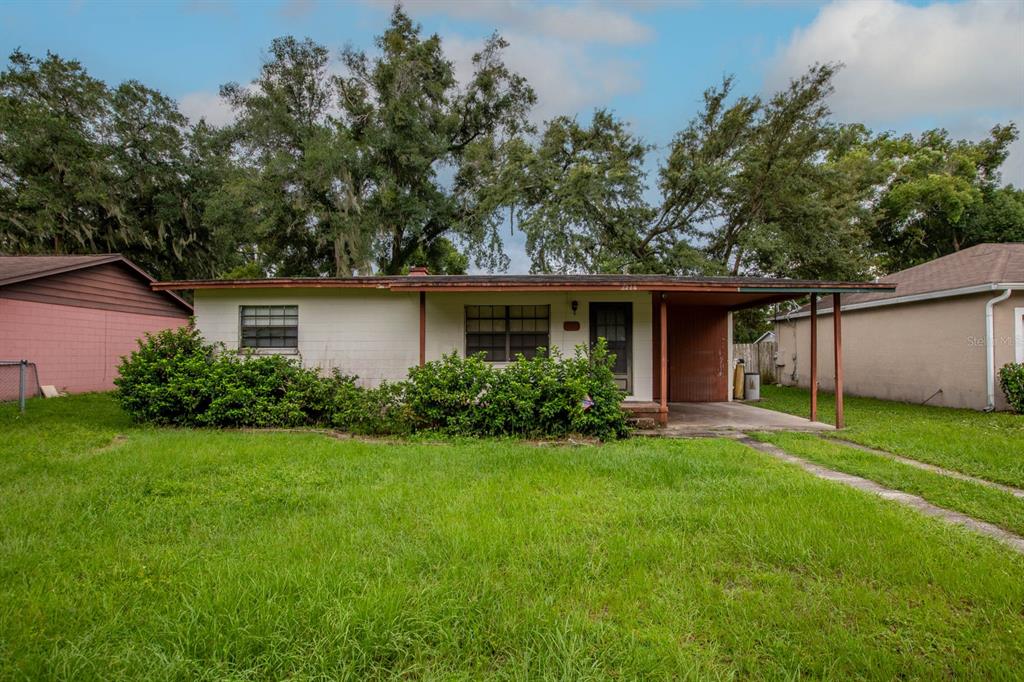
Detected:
[985,288,1012,411]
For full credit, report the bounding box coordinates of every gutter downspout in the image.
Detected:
[985,288,1013,411]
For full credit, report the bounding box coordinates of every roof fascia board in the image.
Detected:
[157,279,895,293]
[779,283,1024,320]
[738,286,891,294]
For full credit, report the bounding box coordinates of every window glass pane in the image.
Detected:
[240,305,298,348]
[465,304,548,363]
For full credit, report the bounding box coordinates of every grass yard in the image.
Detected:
[753,431,1024,537]
[758,385,1024,487]
[3,395,1024,679]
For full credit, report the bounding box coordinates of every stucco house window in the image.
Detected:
[239,305,298,349]
[466,305,550,361]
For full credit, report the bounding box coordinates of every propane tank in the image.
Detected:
[733,359,745,400]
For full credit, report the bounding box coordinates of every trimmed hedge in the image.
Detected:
[999,363,1024,414]
[115,324,629,439]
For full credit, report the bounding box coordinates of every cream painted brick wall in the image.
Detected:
[425,290,653,400]
[194,288,655,399]
[194,288,419,387]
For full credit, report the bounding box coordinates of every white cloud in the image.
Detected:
[280,0,315,18]
[768,0,1024,122]
[443,32,641,122]
[178,91,236,126]
[374,0,653,45]
[373,1,649,122]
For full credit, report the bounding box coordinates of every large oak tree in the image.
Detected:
[217,7,535,277]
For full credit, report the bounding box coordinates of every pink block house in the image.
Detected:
[0,255,192,396]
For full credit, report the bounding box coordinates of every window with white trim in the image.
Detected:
[240,305,298,349]
[466,305,550,361]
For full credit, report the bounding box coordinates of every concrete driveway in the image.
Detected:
[655,401,833,436]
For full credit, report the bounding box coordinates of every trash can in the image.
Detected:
[743,372,760,401]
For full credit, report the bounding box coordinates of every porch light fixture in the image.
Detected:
[571,300,578,315]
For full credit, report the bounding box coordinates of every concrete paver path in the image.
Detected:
[826,437,1024,499]
[739,436,1024,555]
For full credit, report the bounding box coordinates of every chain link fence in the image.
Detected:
[0,360,42,412]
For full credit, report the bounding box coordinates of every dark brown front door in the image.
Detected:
[590,302,632,392]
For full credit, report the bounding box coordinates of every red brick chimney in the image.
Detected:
[408,266,430,276]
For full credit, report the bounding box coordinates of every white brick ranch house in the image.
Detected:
[153,269,892,427]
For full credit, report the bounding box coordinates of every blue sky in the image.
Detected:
[2,0,1022,271]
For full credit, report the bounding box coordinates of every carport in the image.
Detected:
[648,282,895,429]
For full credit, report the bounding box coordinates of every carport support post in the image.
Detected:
[809,294,818,422]
[833,292,844,429]
[659,293,668,426]
[419,291,426,367]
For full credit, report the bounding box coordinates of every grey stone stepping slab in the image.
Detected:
[825,437,1024,499]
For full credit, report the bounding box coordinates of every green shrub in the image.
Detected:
[116,325,629,439]
[114,325,216,425]
[408,339,629,440]
[332,379,411,436]
[116,324,344,428]
[999,363,1024,414]
[563,339,630,440]
[405,352,494,434]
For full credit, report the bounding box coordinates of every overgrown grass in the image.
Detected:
[2,394,1024,679]
[754,431,1024,536]
[759,385,1024,487]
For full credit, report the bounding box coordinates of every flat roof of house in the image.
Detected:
[153,274,894,311]
[154,273,893,294]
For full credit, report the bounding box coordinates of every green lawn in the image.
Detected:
[753,431,1024,537]
[758,385,1024,488]
[3,395,1024,679]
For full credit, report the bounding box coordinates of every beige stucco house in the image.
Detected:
[775,244,1024,411]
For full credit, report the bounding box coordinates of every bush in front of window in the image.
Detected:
[404,338,629,440]
[116,324,629,439]
[999,363,1024,414]
[115,324,348,427]
[405,352,494,433]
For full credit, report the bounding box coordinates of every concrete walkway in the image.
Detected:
[739,436,1024,555]
[827,437,1024,499]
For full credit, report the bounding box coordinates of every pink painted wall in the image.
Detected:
[0,298,186,394]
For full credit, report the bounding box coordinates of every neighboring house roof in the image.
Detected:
[153,273,894,311]
[779,243,1024,319]
[0,254,193,313]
